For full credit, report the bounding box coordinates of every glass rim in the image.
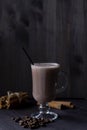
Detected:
[31,63,60,68]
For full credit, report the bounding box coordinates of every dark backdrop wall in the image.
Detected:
[0,0,87,98]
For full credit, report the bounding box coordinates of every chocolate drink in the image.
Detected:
[31,63,60,104]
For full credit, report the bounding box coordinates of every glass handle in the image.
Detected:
[56,71,68,94]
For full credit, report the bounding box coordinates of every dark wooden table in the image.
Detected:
[0,99,87,130]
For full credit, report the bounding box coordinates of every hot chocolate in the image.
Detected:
[31,63,60,104]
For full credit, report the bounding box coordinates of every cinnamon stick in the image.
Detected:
[0,96,7,109]
[0,91,30,109]
[48,101,75,110]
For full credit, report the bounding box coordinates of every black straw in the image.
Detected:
[22,47,34,65]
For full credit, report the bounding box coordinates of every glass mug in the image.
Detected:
[31,63,67,121]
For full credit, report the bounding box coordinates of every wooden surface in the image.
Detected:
[0,0,87,98]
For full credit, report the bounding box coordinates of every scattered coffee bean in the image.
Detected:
[14,117,22,123]
[23,124,29,128]
[19,120,24,125]
[11,117,15,121]
[12,116,53,129]
[24,116,29,119]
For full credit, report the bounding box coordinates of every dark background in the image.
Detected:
[0,0,87,98]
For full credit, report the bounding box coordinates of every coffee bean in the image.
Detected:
[12,116,53,129]
[24,116,29,119]
[11,117,15,121]
[19,121,26,126]
[44,118,51,123]
[23,125,29,128]
[14,117,22,123]
[19,122,24,126]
